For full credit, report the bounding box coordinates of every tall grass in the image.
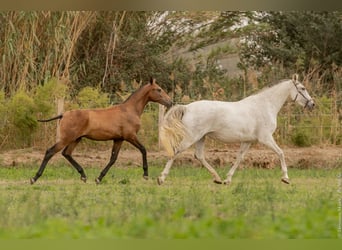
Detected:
[0,11,96,95]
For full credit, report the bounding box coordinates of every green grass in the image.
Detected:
[0,161,340,239]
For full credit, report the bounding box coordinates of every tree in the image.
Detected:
[239,11,342,93]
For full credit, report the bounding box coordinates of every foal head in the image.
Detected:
[290,74,315,110]
[147,78,173,108]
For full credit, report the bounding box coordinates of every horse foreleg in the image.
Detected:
[259,136,289,184]
[30,142,65,184]
[194,137,222,184]
[127,137,148,179]
[95,140,123,184]
[223,142,251,185]
[62,138,87,182]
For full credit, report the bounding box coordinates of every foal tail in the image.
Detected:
[160,105,188,157]
[37,114,63,122]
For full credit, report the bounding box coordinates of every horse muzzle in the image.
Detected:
[305,100,315,111]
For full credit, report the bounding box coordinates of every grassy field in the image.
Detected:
[0,160,340,239]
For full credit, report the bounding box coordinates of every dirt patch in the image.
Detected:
[0,144,341,169]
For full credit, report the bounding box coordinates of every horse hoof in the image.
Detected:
[143,175,148,180]
[30,178,35,185]
[223,180,231,185]
[157,177,163,185]
[213,180,222,184]
[81,177,87,183]
[281,178,290,184]
[95,178,101,185]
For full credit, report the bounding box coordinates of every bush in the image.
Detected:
[7,90,38,146]
[76,86,109,109]
[291,129,311,147]
[34,78,68,117]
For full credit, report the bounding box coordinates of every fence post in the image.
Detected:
[56,79,65,142]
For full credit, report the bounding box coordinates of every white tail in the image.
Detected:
[159,105,187,156]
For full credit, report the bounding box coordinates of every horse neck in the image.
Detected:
[123,85,150,116]
[255,80,292,114]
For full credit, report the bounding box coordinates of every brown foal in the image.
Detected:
[30,78,172,184]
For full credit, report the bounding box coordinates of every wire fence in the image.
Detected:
[8,99,341,152]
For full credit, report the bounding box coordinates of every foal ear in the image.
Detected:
[149,77,154,85]
[292,73,299,83]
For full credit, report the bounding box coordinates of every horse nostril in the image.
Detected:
[309,102,315,110]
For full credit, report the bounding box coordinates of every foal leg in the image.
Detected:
[259,136,289,184]
[30,141,66,184]
[95,139,123,184]
[194,137,222,184]
[127,137,148,179]
[62,138,87,183]
[223,142,251,185]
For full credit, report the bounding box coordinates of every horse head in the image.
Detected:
[290,74,315,111]
[147,78,173,108]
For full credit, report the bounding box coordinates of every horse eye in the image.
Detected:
[156,88,162,93]
[301,87,306,91]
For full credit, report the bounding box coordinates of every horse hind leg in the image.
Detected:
[30,141,66,184]
[223,142,251,185]
[62,138,87,183]
[194,137,222,184]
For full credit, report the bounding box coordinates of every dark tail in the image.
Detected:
[37,114,63,122]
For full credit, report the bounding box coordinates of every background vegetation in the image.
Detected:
[0,11,341,150]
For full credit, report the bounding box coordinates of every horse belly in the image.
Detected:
[208,125,257,143]
[85,128,119,141]
[84,121,123,140]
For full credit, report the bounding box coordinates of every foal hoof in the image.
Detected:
[143,175,148,180]
[213,180,222,184]
[30,178,35,185]
[281,178,290,184]
[95,178,101,185]
[81,177,87,183]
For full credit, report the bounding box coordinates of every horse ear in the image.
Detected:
[149,77,154,85]
[292,74,299,83]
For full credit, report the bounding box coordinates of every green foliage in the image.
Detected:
[76,86,109,109]
[0,11,340,149]
[240,11,342,91]
[139,107,159,149]
[276,95,340,146]
[291,129,311,147]
[7,90,38,146]
[34,78,68,116]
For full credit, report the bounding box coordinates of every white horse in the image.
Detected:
[158,74,315,185]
